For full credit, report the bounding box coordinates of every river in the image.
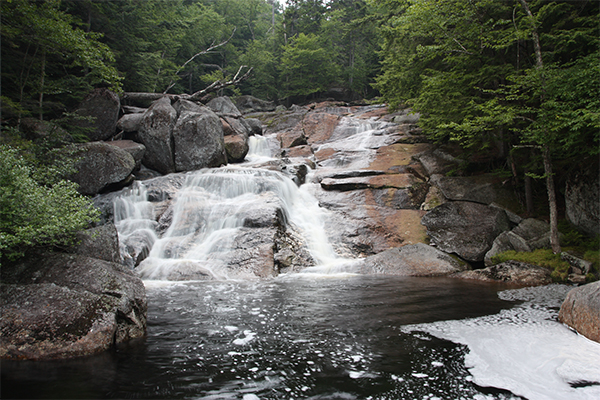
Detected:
[2,108,600,399]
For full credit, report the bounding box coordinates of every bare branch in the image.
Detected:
[163,27,237,94]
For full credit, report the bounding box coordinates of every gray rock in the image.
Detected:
[561,252,593,275]
[69,142,136,195]
[207,96,242,117]
[484,231,532,266]
[138,97,178,174]
[565,165,600,237]
[173,105,227,171]
[221,116,249,163]
[512,218,556,250]
[421,201,511,262]
[455,260,552,286]
[432,174,517,207]
[244,118,263,136]
[73,88,120,141]
[358,243,469,276]
[106,140,146,170]
[414,149,460,176]
[0,253,146,360]
[72,224,121,263]
[117,113,144,133]
[559,281,600,343]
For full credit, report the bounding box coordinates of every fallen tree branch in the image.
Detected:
[121,65,253,103]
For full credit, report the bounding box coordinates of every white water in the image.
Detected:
[403,284,600,400]
[114,136,353,280]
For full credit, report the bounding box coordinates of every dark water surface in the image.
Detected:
[2,276,520,399]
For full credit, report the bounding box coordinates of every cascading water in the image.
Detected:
[114,136,350,281]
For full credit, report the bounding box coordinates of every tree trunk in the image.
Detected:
[38,50,46,120]
[519,0,561,253]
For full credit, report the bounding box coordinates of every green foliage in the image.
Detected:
[490,249,570,282]
[0,145,99,264]
[1,0,121,121]
[279,33,339,98]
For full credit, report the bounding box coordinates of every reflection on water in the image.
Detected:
[3,276,516,399]
[4,277,599,400]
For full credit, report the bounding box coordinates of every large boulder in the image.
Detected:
[455,260,552,286]
[357,243,470,276]
[73,88,120,141]
[138,97,178,174]
[71,224,121,263]
[430,174,519,209]
[565,165,600,237]
[207,96,242,117]
[0,253,147,360]
[172,101,227,171]
[106,140,146,170]
[117,113,144,133]
[69,141,136,195]
[559,281,600,343]
[421,201,511,262]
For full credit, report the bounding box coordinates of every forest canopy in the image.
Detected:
[1,0,598,260]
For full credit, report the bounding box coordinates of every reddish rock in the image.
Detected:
[559,281,600,343]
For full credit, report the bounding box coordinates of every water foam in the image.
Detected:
[402,284,600,400]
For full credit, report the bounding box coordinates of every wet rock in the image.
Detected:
[559,281,600,343]
[0,253,146,360]
[358,243,469,276]
[138,97,178,174]
[277,126,307,148]
[283,145,313,158]
[69,141,136,195]
[73,88,120,141]
[454,260,552,286]
[421,201,511,262]
[321,174,418,192]
[303,112,340,144]
[173,103,227,171]
[244,118,263,136]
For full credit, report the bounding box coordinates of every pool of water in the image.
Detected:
[7,275,593,400]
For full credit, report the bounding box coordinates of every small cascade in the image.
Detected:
[315,116,393,170]
[245,135,272,162]
[115,165,350,280]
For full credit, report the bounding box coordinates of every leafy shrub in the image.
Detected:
[0,145,99,264]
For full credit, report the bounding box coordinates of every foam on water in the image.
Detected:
[402,284,600,400]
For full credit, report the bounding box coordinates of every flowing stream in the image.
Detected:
[3,113,600,399]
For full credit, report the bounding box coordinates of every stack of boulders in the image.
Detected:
[56,90,266,197]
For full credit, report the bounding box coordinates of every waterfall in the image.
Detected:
[114,164,348,280]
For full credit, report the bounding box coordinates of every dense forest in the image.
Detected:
[1,0,598,262]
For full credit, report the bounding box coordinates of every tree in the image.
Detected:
[279,33,339,99]
[373,0,599,250]
[0,0,121,122]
